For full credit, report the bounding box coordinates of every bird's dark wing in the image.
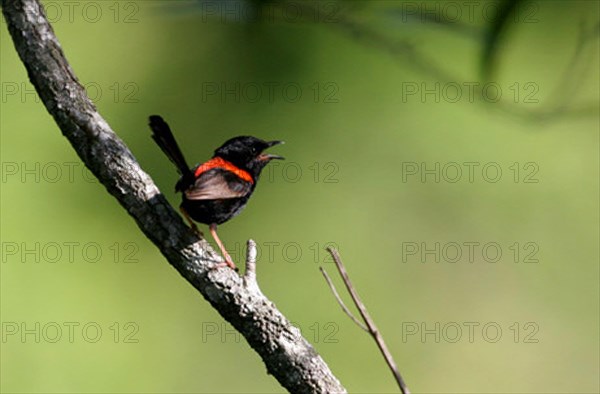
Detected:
[184,168,252,200]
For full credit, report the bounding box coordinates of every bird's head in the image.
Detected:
[214,136,284,178]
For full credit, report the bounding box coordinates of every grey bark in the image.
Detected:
[1,0,346,392]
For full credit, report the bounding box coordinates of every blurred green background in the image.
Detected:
[1,1,598,393]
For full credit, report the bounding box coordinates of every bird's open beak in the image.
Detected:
[259,141,285,161]
[267,140,284,148]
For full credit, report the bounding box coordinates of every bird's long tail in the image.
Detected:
[149,115,193,179]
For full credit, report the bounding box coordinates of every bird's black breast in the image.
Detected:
[181,196,250,225]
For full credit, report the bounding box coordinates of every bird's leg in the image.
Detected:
[209,223,238,271]
[180,206,203,237]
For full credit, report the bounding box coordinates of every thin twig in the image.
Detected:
[319,267,368,332]
[324,247,410,394]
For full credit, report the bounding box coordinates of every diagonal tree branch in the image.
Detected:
[1,0,345,392]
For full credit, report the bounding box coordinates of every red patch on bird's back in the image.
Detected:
[194,157,254,184]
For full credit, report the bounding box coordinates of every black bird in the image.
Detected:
[149,115,284,270]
